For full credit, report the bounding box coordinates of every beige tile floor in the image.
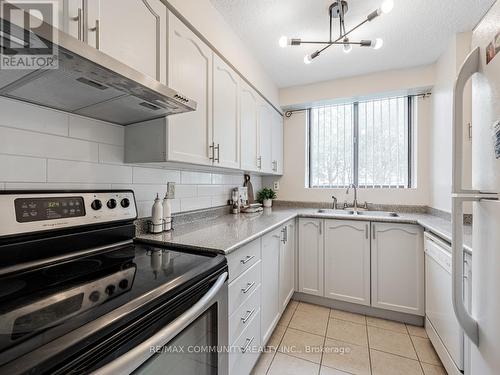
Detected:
[251,300,447,375]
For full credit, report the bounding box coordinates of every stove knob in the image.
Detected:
[91,199,102,210]
[119,279,129,289]
[120,198,130,208]
[105,285,116,296]
[89,291,100,302]
[107,199,117,209]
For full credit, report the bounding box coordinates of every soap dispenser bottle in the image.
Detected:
[151,193,163,233]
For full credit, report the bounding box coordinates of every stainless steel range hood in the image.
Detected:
[0,13,196,125]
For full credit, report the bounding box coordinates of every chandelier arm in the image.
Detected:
[317,17,370,54]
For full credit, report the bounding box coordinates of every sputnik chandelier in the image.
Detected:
[279,0,394,64]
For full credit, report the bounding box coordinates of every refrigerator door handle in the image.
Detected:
[451,47,482,346]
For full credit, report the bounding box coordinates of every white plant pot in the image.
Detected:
[263,199,273,208]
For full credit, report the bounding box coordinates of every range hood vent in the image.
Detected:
[0,15,196,125]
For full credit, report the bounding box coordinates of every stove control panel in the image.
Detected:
[0,191,137,237]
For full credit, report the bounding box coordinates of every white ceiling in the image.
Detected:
[210,0,495,88]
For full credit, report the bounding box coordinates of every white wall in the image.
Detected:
[430,32,472,213]
[166,0,279,107]
[0,98,261,218]
[265,66,434,206]
[280,64,435,109]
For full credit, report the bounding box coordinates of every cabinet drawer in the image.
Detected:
[229,284,261,345]
[229,309,261,375]
[227,238,261,282]
[229,260,261,315]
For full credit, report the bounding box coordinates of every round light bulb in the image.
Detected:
[343,38,352,54]
[304,54,313,64]
[381,0,394,14]
[279,35,288,48]
[372,38,384,50]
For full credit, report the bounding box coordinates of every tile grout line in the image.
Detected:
[366,316,373,375]
[406,325,426,374]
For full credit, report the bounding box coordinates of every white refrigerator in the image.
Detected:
[452,2,500,374]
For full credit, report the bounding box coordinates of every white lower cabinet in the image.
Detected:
[260,228,281,345]
[279,220,295,313]
[324,220,371,306]
[298,218,324,296]
[371,222,424,316]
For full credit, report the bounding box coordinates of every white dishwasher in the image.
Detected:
[424,232,471,375]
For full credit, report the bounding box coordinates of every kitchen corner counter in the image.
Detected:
[136,207,473,255]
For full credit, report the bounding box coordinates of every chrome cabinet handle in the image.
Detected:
[89,19,100,49]
[372,224,376,240]
[241,308,256,324]
[71,8,83,41]
[284,226,288,243]
[281,228,286,244]
[241,336,255,352]
[209,142,214,161]
[365,224,369,239]
[257,156,262,169]
[241,282,255,294]
[319,221,322,235]
[240,255,255,264]
[214,143,220,163]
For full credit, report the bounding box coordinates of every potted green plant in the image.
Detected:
[257,187,277,208]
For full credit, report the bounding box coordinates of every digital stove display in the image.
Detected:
[14,197,85,222]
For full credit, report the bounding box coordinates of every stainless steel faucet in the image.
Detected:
[331,195,337,209]
[346,184,358,211]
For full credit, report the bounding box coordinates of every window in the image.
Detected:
[308,96,412,188]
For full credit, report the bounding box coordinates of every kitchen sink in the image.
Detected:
[316,209,399,217]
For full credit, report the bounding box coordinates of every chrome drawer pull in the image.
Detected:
[241,308,256,324]
[241,282,255,294]
[241,336,255,353]
[240,255,255,264]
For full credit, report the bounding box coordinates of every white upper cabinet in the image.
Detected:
[96,0,167,83]
[279,221,295,313]
[258,101,273,174]
[324,220,371,306]
[371,223,424,316]
[166,12,213,166]
[213,54,240,169]
[240,81,259,172]
[298,218,324,297]
[261,228,281,345]
[271,112,284,175]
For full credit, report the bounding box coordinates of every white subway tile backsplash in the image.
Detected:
[0,98,69,136]
[175,185,198,198]
[0,155,46,182]
[181,171,212,185]
[211,173,238,185]
[48,160,132,183]
[99,144,124,164]
[0,126,98,162]
[112,184,167,201]
[180,197,212,212]
[69,116,124,146]
[0,183,5,190]
[211,196,229,207]
[5,182,112,190]
[197,185,226,197]
[132,167,180,184]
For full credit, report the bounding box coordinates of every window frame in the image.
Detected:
[307,96,414,189]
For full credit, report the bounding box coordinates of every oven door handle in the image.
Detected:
[93,271,228,375]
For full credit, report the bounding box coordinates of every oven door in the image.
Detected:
[91,271,228,375]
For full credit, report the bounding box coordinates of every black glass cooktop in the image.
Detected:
[0,242,225,366]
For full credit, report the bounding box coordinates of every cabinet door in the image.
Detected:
[298,218,324,296]
[97,0,166,83]
[324,220,370,306]
[62,0,83,41]
[279,221,295,312]
[240,81,259,172]
[261,228,281,345]
[167,12,212,166]
[258,101,273,173]
[271,112,284,175]
[213,54,240,169]
[371,223,424,315]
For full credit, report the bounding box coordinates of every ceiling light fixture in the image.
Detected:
[279,0,393,64]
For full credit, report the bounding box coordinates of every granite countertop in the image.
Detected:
[136,207,473,255]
